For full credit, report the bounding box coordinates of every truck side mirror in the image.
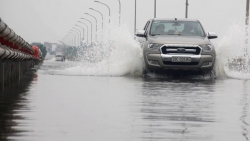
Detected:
[208,32,218,39]
[135,30,146,38]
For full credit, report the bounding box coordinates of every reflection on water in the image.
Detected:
[241,81,249,141]
[0,61,249,141]
[140,79,216,140]
[0,71,35,140]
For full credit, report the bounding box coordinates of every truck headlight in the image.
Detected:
[199,44,212,51]
[148,43,163,49]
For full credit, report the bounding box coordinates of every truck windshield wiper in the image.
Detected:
[151,34,162,36]
[167,33,182,35]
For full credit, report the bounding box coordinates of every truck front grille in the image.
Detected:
[161,46,201,55]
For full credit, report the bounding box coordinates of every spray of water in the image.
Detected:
[216,22,250,79]
[56,22,144,76]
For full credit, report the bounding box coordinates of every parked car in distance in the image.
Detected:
[136,18,217,75]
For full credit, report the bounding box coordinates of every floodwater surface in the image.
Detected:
[0,60,249,141]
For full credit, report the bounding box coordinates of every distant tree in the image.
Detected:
[31,42,47,58]
[50,51,56,55]
[64,46,79,60]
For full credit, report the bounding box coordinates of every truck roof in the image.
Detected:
[56,52,63,55]
[151,18,198,22]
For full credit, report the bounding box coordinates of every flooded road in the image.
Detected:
[0,60,250,141]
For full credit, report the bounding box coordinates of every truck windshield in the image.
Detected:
[150,20,205,37]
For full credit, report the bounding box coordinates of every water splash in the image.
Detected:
[56,23,144,76]
[215,22,250,79]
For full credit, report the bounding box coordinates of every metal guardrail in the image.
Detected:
[0,17,43,90]
[0,17,42,60]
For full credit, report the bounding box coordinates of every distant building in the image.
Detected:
[44,42,52,53]
[51,43,57,52]
[43,42,65,55]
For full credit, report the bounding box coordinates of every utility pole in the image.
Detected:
[154,0,156,18]
[244,0,249,61]
[118,0,121,26]
[185,0,189,18]
[246,0,249,25]
[134,0,137,40]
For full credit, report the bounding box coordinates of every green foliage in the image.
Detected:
[63,46,79,60]
[49,51,56,55]
[31,42,47,58]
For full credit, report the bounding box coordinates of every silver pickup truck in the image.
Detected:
[136,18,217,75]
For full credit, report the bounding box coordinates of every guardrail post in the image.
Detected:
[1,62,5,89]
[19,61,21,81]
[2,62,4,90]
[0,61,3,90]
[7,61,10,85]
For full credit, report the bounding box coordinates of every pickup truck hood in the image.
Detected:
[148,35,210,45]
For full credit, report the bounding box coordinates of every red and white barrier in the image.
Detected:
[0,17,42,60]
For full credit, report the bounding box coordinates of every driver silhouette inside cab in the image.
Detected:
[154,24,165,34]
[182,23,195,36]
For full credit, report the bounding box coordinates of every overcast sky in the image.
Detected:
[0,0,246,44]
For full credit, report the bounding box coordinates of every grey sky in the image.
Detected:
[0,0,246,43]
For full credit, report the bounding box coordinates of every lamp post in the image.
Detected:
[78,21,89,44]
[62,35,68,42]
[58,40,66,48]
[75,25,86,44]
[94,1,110,24]
[63,36,72,46]
[85,13,98,42]
[62,37,66,44]
[81,18,93,43]
[71,30,80,47]
[66,36,73,46]
[73,27,82,46]
[118,0,121,26]
[70,29,79,45]
[90,8,103,40]
[68,33,76,47]
[185,0,189,18]
[62,36,68,45]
